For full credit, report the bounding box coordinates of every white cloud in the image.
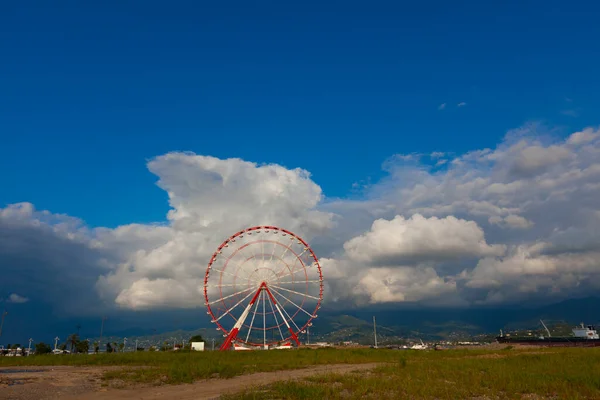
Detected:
[567,127,599,145]
[464,244,600,305]
[114,278,200,309]
[96,153,334,310]
[343,125,600,305]
[488,214,533,229]
[355,266,457,303]
[3,124,600,312]
[343,214,504,265]
[457,102,467,107]
[7,293,29,304]
[438,103,446,110]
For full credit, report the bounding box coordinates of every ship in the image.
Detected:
[496,321,600,347]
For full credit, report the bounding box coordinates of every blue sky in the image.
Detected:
[3,1,600,344]
[2,0,598,227]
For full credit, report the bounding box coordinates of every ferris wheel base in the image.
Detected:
[218,283,302,351]
[230,342,293,351]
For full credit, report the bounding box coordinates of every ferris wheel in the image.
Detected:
[204,226,323,350]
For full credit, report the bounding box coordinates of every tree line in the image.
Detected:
[2,333,208,355]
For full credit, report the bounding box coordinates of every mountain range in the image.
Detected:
[81,296,600,347]
[4,297,600,347]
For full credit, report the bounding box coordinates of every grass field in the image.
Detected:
[0,347,400,384]
[223,347,600,399]
[2,346,600,398]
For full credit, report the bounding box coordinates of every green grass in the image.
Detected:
[222,348,600,400]
[0,348,400,385]
[4,346,599,398]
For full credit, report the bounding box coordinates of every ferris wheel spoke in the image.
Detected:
[262,288,266,347]
[269,286,316,320]
[244,291,262,342]
[275,279,322,286]
[261,236,265,268]
[266,291,285,341]
[276,264,306,280]
[236,247,254,275]
[269,290,302,332]
[212,267,261,284]
[214,288,256,322]
[232,259,257,283]
[264,286,302,345]
[268,241,277,262]
[274,267,300,281]
[243,244,261,271]
[269,284,321,301]
[273,247,309,277]
[207,286,255,306]
[278,243,293,265]
[275,261,318,281]
[205,282,253,289]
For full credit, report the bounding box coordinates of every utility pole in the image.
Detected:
[54,337,60,350]
[211,338,215,351]
[123,337,127,352]
[135,339,138,352]
[0,309,8,338]
[28,338,33,354]
[99,316,107,350]
[307,327,310,345]
[76,324,81,336]
[373,316,378,348]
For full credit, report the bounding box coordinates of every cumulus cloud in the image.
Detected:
[463,244,600,305]
[457,102,467,107]
[3,124,600,313]
[0,202,109,314]
[343,214,504,265]
[355,266,457,303]
[94,154,335,310]
[342,125,600,305]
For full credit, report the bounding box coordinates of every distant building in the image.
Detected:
[191,341,205,351]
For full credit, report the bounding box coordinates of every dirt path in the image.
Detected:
[1,366,119,400]
[1,363,380,400]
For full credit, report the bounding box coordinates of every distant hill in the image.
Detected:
[6,296,600,347]
[340,296,600,333]
[93,297,600,347]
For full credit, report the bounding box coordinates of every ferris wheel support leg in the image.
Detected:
[220,284,266,351]
[264,286,301,347]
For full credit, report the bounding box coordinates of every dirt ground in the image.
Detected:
[1,366,115,400]
[0,363,380,400]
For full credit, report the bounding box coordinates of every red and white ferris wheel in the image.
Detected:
[204,226,323,350]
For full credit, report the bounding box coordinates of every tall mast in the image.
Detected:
[540,319,551,337]
[373,316,378,348]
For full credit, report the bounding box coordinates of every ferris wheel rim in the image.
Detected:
[215,239,310,332]
[203,225,323,347]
